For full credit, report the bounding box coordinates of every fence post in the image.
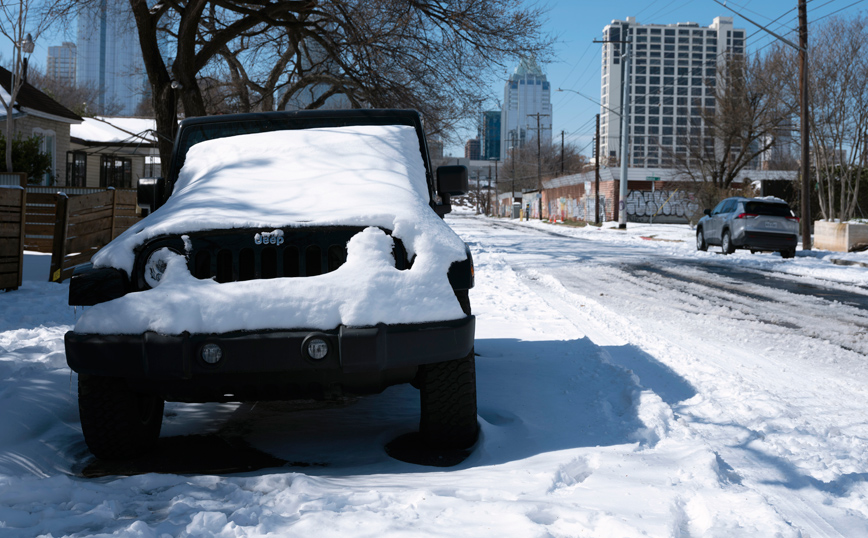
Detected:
[109,187,119,239]
[49,193,70,283]
[16,189,26,288]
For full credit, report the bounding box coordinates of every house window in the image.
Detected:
[100,155,132,188]
[66,151,87,187]
[32,128,56,186]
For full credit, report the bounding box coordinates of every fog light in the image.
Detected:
[201,343,223,364]
[306,338,329,360]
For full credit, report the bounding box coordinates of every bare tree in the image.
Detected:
[0,0,77,172]
[500,139,589,193]
[26,67,123,117]
[794,16,868,222]
[128,0,553,176]
[667,52,794,201]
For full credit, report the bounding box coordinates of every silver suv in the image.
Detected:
[696,197,799,258]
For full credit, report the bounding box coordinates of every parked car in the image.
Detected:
[696,196,799,258]
[64,109,478,460]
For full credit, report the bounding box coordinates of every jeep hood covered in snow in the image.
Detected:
[76,125,468,335]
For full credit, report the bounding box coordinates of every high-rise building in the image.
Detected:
[77,0,147,115]
[500,57,552,159]
[465,138,481,160]
[46,42,76,85]
[480,111,501,160]
[600,16,745,167]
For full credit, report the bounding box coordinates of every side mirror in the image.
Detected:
[138,177,165,212]
[436,165,468,196]
[703,208,711,216]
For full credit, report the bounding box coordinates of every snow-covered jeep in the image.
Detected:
[65,110,477,460]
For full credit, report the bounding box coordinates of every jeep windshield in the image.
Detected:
[170,111,426,186]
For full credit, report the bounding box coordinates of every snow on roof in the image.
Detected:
[71,116,158,144]
[81,125,468,334]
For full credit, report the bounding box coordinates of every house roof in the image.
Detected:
[71,116,158,146]
[0,66,83,123]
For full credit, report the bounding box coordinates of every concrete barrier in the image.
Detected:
[813,220,868,252]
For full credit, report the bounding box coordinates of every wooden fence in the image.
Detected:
[48,189,140,283]
[0,187,26,291]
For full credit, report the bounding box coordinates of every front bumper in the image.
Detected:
[65,316,474,401]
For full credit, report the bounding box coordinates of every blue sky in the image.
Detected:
[3,0,866,157]
[486,0,867,158]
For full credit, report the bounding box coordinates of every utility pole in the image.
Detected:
[799,0,812,250]
[491,157,499,217]
[528,113,550,220]
[561,130,565,176]
[475,170,480,214]
[617,31,632,229]
[595,113,601,224]
[510,132,517,218]
[487,163,492,216]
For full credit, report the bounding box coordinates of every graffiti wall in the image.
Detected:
[624,189,699,223]
[547,195,609,222]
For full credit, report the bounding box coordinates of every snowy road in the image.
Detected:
[1,213,868,536]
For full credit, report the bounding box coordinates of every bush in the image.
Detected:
[0,134,53,185]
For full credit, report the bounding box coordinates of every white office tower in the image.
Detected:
[600,16,745,167]
[500,57,552,160]
[77,0,147,116]
[46,42,76,85]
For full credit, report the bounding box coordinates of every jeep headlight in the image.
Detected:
[144,247,180,288]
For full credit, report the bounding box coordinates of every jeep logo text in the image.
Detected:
[254,230,285,246]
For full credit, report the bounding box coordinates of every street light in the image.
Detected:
[556,88,621,117]
[20,33,34,84]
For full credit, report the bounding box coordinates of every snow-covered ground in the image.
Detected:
[1,212,867,536]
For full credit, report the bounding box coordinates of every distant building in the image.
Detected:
[500,57,552,159]
[77,0,147,115]
[46,42,76,85]
[283,38,350,111]
[465,138,481,160]
[600,16,745,167]
[480,111,501,160]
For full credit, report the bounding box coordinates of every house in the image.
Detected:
[0,65,84,185]
[68,117,159,188]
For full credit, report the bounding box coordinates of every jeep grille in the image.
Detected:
[135,227,409,289]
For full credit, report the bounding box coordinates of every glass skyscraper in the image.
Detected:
[77,0,147,116]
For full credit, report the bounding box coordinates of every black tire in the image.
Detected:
[418,352,479,450]
[721,230,735,255]
[78,374,164,460]
[696,228,708,251]
[781,247,796,259]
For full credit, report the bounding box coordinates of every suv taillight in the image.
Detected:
[735,213,758,219]
[786,216,800,222]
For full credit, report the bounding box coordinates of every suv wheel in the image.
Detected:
[696,228,708,251]
[721,230,735,255]
[78,374,164,460]
[419,351,479,449]
[781,247,796,259]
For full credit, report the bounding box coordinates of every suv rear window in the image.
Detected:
[744,202,793,217]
